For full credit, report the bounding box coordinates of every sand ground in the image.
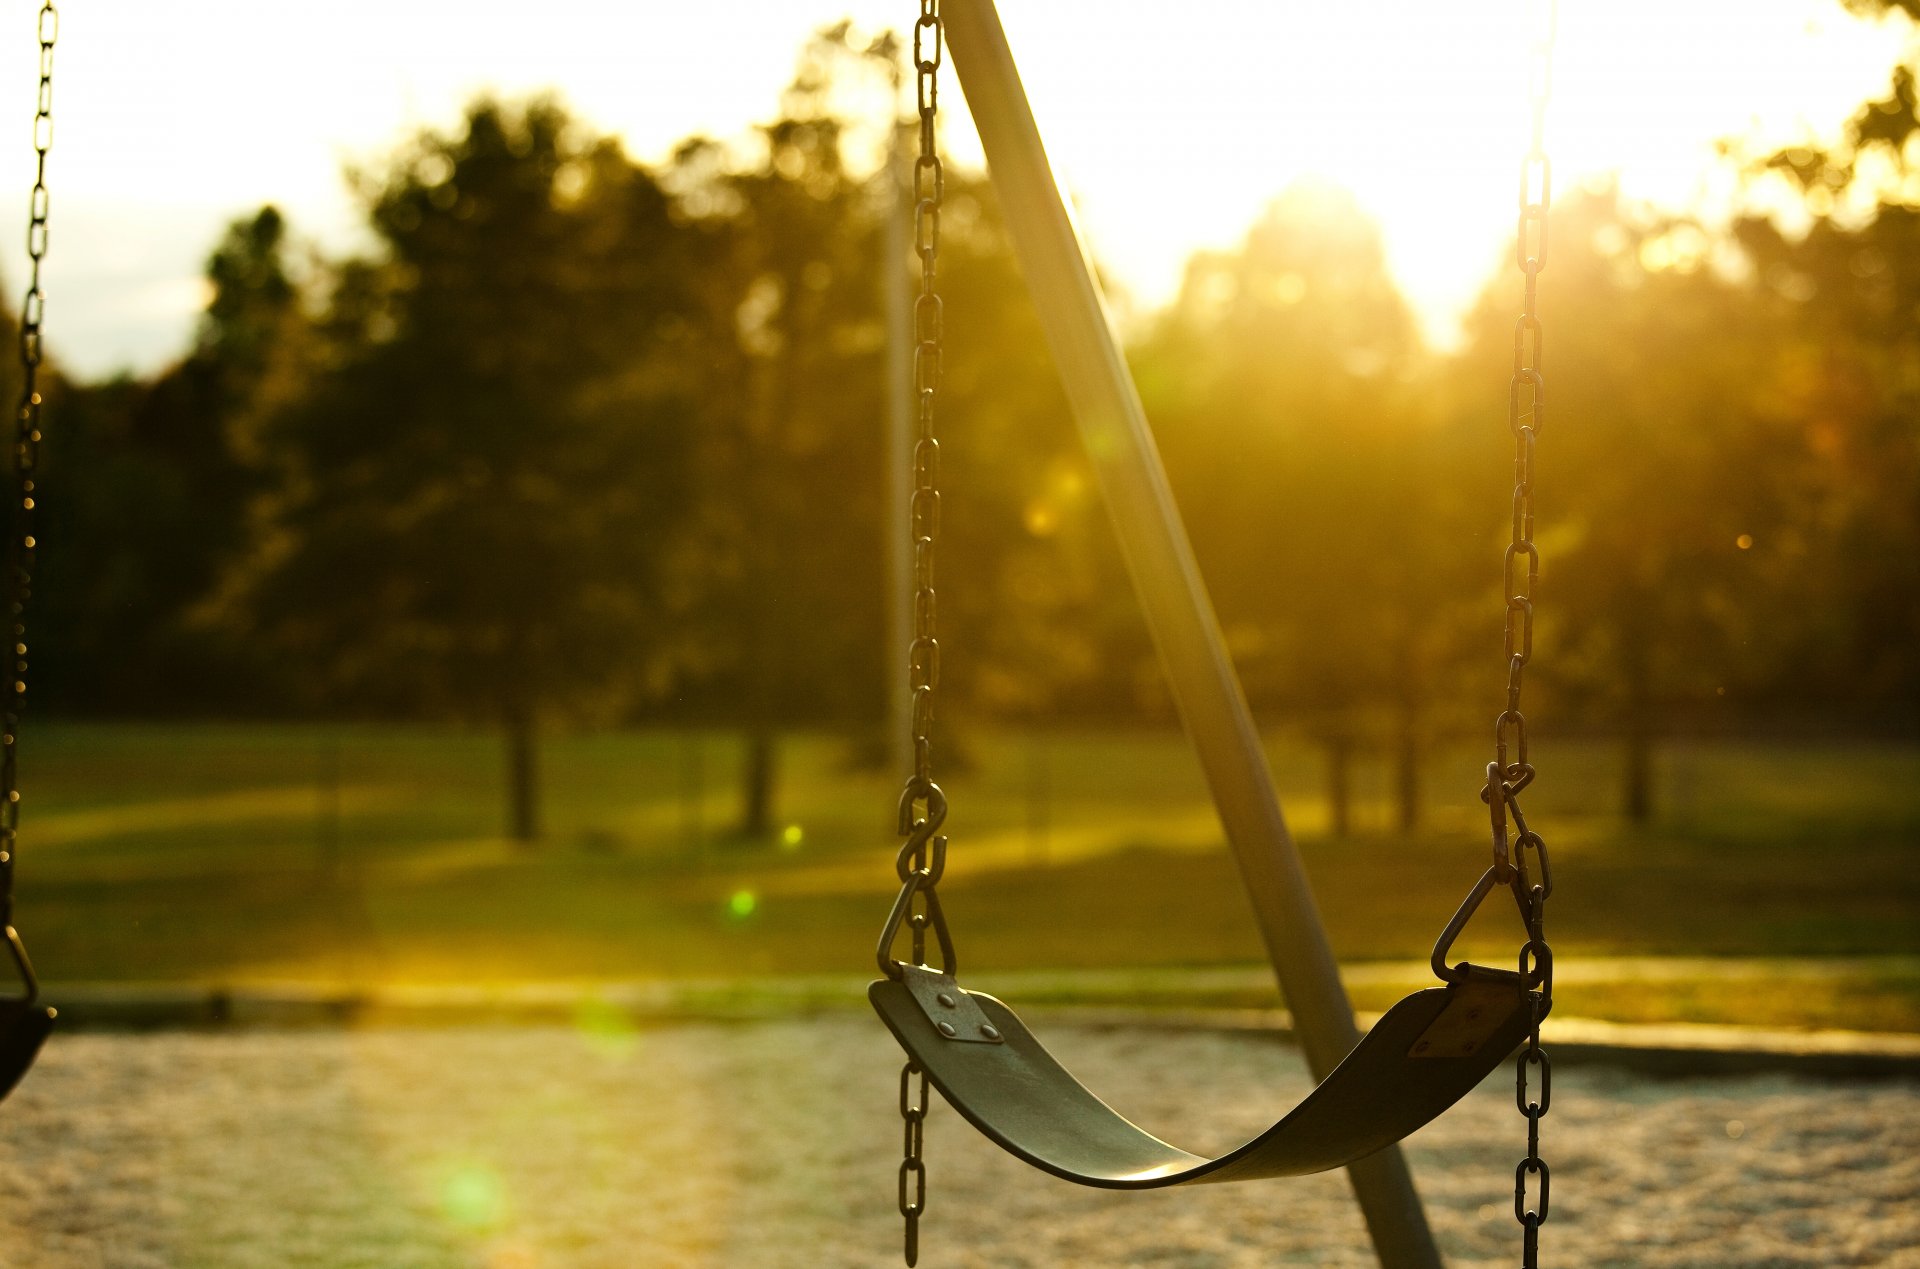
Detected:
[0,1016,1914,1267]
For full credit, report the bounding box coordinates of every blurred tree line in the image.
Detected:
[11,23,1918,840]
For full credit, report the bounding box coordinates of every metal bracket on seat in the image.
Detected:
[1408,968,1522,1059]
[900,963,1005,1044]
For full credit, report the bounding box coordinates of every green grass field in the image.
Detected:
[12,722,1920,1031]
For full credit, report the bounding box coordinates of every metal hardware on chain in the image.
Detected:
[2,2,56,969]
[876,784,955,982]
[885,5,949,1264]
[1493,7,1556,1265]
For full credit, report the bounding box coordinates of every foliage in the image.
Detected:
[20,19,1920,849]
[661,25,1094,738]
[37,208,293,715]
[1138,182,1471,726]
[660,32,894,733]
[1446,189,1815,728]
[216,101,700,732]
[1731,52,1920,716]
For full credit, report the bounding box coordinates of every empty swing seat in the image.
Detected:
[1,925,54,1103]
[0,998,53,1102]
[871,969,1533,1187]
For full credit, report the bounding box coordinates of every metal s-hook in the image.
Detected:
[1486,761,1514,885]
[877,778,956,980]
[895,778,948,885]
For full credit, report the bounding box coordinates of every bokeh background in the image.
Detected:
[0,2,1916,1263]
[0,0,1910,1016]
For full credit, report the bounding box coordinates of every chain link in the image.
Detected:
[1493,6,1556,1265]
[887,5,948,1264]
[898,1058,930,1266]
[2,1,56,948]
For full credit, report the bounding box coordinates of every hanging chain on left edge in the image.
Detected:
[3,1,56,994]
[1488,6,1557,1266]
[883,5,951,1265]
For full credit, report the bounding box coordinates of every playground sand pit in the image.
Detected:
[0,1015,1914,1267]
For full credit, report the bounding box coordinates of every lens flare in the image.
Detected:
[439,1162,507,1230]
[573,995,640,1059]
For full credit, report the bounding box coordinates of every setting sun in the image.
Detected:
[3,0,1911,372]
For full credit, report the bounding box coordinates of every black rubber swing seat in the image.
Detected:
[0,925,54,1103]
[0,997,52,1102]
[870,965,1534,1187]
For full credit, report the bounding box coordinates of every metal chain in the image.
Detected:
[886,5,949,1265]
[906,0,944,798]
[2,1,56,950]
[897,1057,930,1266]
[1493,7,1556,1266]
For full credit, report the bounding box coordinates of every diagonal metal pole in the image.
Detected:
[940,3,1443,1265]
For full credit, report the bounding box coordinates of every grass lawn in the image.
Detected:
[11,722,1920,1031]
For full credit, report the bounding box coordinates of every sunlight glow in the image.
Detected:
[983,0,1913,343]
[1,1,1911,373]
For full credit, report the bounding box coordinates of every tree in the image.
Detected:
[1730,55,1920,722]
[1135,182,1467,833]
[665,25,1091,839]
[1445,183,1848,821]
[217,99,701,841]
[38,207,295,715]
[657,28,895,840]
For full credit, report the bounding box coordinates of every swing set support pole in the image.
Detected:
[940,4,1442,1265]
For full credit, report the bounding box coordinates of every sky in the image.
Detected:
[0,0,1911,379]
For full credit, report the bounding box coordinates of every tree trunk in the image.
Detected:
[1394,721,1420,835]
[1622,607,1655,825]
[730,261,795,848]
[1388,626,1423,834]
[315,732,342,878]
[505,697,539,844]
[1624,715,1655,826]
[679,729,707,861]
[1325,733,1353,839]
[738,725,776,841]
[1026,728,1050,865]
